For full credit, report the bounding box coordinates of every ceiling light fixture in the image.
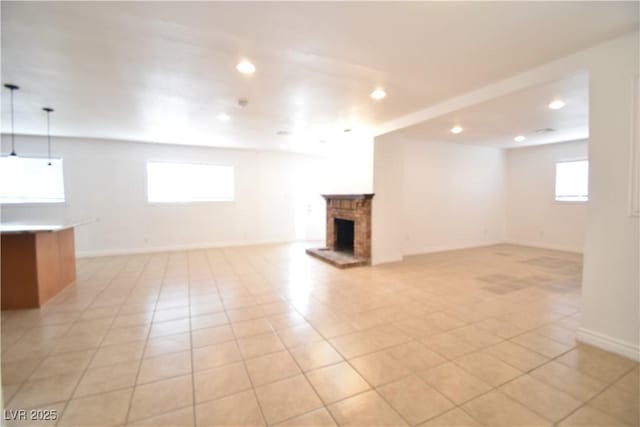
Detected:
[548,99,566,110]
[236,60,256,74]
[217,113,230,121]
[450,125,463,134]
[4,84,19,157]
[514,135,526,142]
[43,107,54,165]
[370,88,386,100]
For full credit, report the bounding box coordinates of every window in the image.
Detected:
[555,160,589,202]
[146,161,234,203]
[0,156,65,204]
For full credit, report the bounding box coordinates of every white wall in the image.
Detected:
[1,135,331,256]
[506,140,588,253]
[372,134,505,263]
[578,33,639,360]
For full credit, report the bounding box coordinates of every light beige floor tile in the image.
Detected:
[327,390,409,427]
[450,325,503,348]
[190,312,228,330]
[589,383,639,426]
[290,341,343,372]
[137,350,192,384]
[128,375,193,422]
[195,389,265,427]
[613,366,639,397]
[419,362,492,405]
[558,405,629,426]
[510,332,573,358]
[482,341,549,372]
[192,341,242,371]
[454,352,522,387]
[277,324,323,348]
[7,371,82,409]
[529,361,609,401]
[328,331,382,359]
[274,408,337,427]
[58,389,132,426]
[74,361,139,397]
[1,359,43,386]
[462,391,552,426]
[377,375,454,425]
[237,332,286,359]
[418,408,482,427]
[231,318,274,338]
[500,375,582,421]
[130,407,194,427]
[306,362,370,404]
[102,325,150,346]
[475,317,527,339]
[386,341,447,372]
[254,375,323,424]
[421,333,479,359]
[245,350,300,386]
[147,318,187,337]
[193,361,252,403]
[90,340,146,368]
[555,344,637,383]
[350,350,412,387]
[191,325,235,348]
[144,333,190,358]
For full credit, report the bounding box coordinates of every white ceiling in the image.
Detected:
[1,2,637,152]
[400,71,589,148]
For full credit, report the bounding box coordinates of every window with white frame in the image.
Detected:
[146,161,234,203]
[0,156,65,204]
[555,160,589,202]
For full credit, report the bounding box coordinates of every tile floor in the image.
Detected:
[1,243,638,427]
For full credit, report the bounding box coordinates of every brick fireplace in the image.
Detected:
[306,194,374,268]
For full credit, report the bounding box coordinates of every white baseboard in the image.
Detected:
[76,238,299,258]
[577,327,640,361]
[505,239,583,254]
[403,240,505,257]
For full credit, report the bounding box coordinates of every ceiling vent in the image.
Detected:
[276,130,291,136]
[535,128,556,133]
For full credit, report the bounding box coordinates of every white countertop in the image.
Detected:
[0,219,97,234]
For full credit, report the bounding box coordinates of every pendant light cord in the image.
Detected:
[4,84,19,156]
[46,110,51,165]
[10,87,16,155]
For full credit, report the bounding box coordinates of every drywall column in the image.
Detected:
[578,32,640,360]
[371,133,405,264]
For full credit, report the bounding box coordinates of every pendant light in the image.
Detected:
[43,107,54,165]
[4,84,19,157]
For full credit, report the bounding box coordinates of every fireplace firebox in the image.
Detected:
[334,218,355,253]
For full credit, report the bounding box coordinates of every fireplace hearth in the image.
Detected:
[306,194,374,268]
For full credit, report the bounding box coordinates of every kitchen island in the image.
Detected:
[1,221,92,309]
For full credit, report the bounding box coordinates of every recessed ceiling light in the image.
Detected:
[236,60,256,74]
[514,135,526,142]
[450,126,463,134]
[370,88,386,100]
[217,113,230,121]
[548,99,566,110]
